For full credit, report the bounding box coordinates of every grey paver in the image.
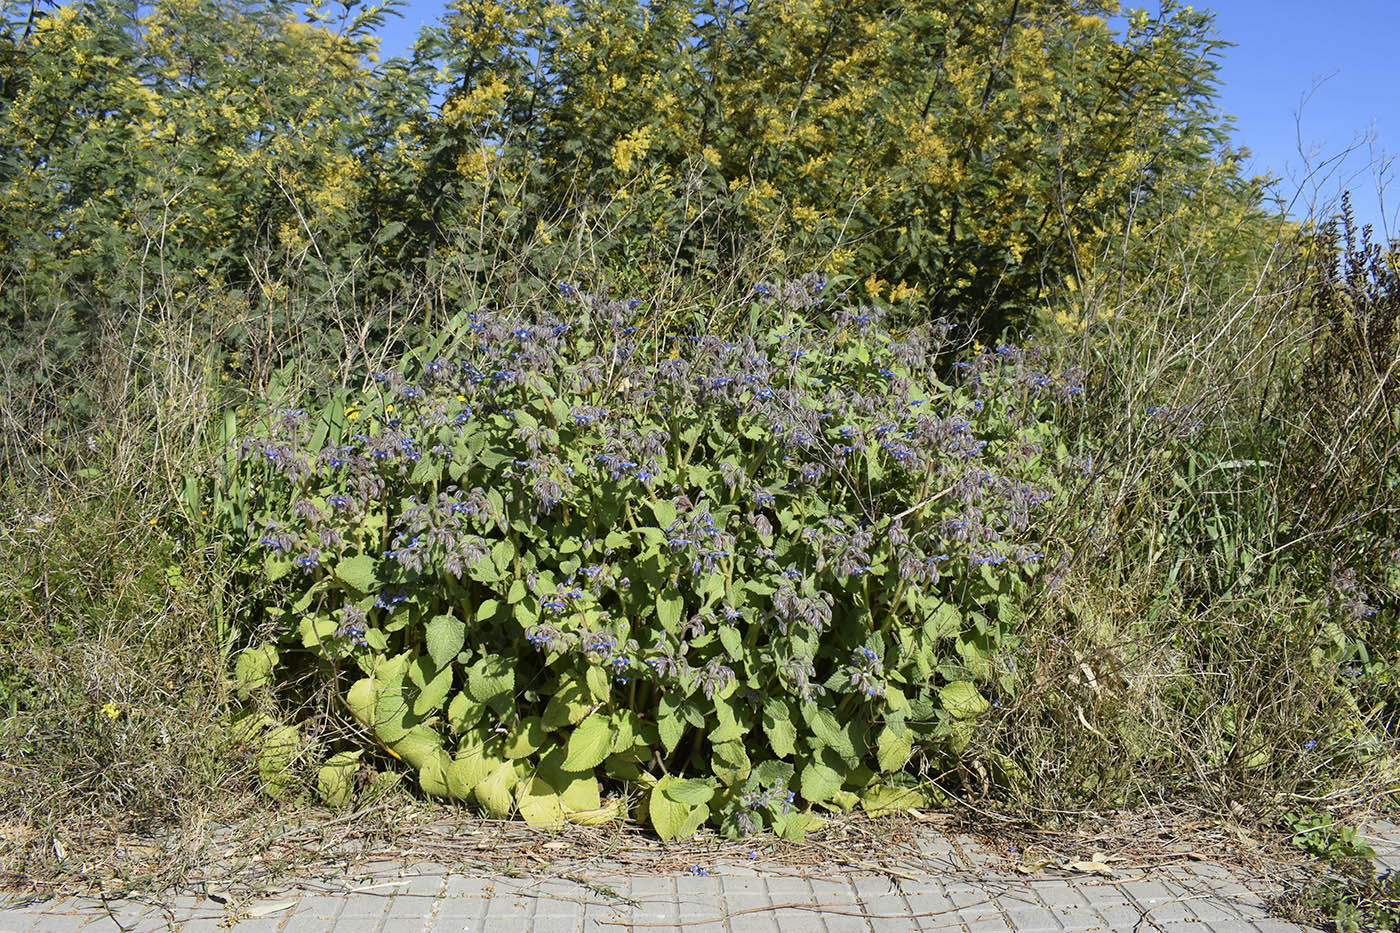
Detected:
[0,826,1355,933]
[379,917,428,933]
[711,894,781,932]
[316,915,386,933]
[900,888,961,932]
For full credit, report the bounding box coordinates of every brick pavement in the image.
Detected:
[0,828,1335,932]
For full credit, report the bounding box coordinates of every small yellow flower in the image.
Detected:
[384,404,394,414]
[456,395,466,402]
[345,408,360,421]
[101,702,120,720]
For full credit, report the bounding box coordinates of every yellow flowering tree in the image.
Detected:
[408,0,1270,329]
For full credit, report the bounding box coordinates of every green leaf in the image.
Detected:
[650,499,677,529]
[751,759,794,788]
[657,694,686,754]
[709,695,746,743]
[718,625,742,660]
[542,677,594,730]
[372,685,414,745]
[799,751,845,803]
[410,456,440,485]
[234,644,278,699]
[375,220,406,243]
[418,749,453,797]
[503,716,545,759]
[648,785,690,841]
[657,709,685,755]
[345,678,376,731]
[763,700,797,758]
[257,724,299,798]
[515,776,566,829]
[425,613,466,671]
[476,599,500,621]
[491,538,516,575]
[939,682,990,719]
[474,761,517,818]
[391,725,444,769]
[412,660,454,716]
[317,750,362,808]
[711,739,751,786]
[334,555,379,593]
[772,809,819,841]
[447,692,483,733]
[449,743,499,794]
[467,656,515,713]
[656,592,684,632]
[861,785,928,815]
[876,726,914,773]
[805,707,859,762]
[562,713,614,771]
[265,555,293,582]
[535,747,602,811]
[610,711,639,753]
[585,665,610,702]
[648,776,709,841]
[660,778,716,806]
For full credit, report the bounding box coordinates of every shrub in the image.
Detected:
[223,282,1082,838]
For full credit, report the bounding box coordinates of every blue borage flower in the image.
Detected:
[373,589,408,611]
[336,605,368,645]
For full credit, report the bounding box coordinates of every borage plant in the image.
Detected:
[227,282,1081,839]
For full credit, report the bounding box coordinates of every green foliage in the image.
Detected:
[0,0,1266,419]
[1286,811,1376,863]
[413,0,1260,328]
[225,284,1081,836]
[1295,868,1400,933]
[1284,811,1398,933]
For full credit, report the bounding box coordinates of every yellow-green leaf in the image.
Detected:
[562,712,613,771]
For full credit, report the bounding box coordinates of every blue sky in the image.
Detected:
[370,1,1397,239]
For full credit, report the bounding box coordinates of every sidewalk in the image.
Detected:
[8,819,1395,932]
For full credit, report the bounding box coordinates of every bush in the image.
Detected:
[223,282,1082,838]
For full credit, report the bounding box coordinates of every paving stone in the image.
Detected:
[713,894,782,932]
[386,892,442,920]
[913,833,959,864]
[1183,896,1257,923]
[0,828,1359,933]
[378,917,428,933]
[996,896,1064,932]
[1121,881,1198,924]
[1365,819,1400,872]
[273,918,339,933]
[1066,893,1151,933]
[27,916,96,933]
[943,886,1009,933]
[319,915,386,933]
